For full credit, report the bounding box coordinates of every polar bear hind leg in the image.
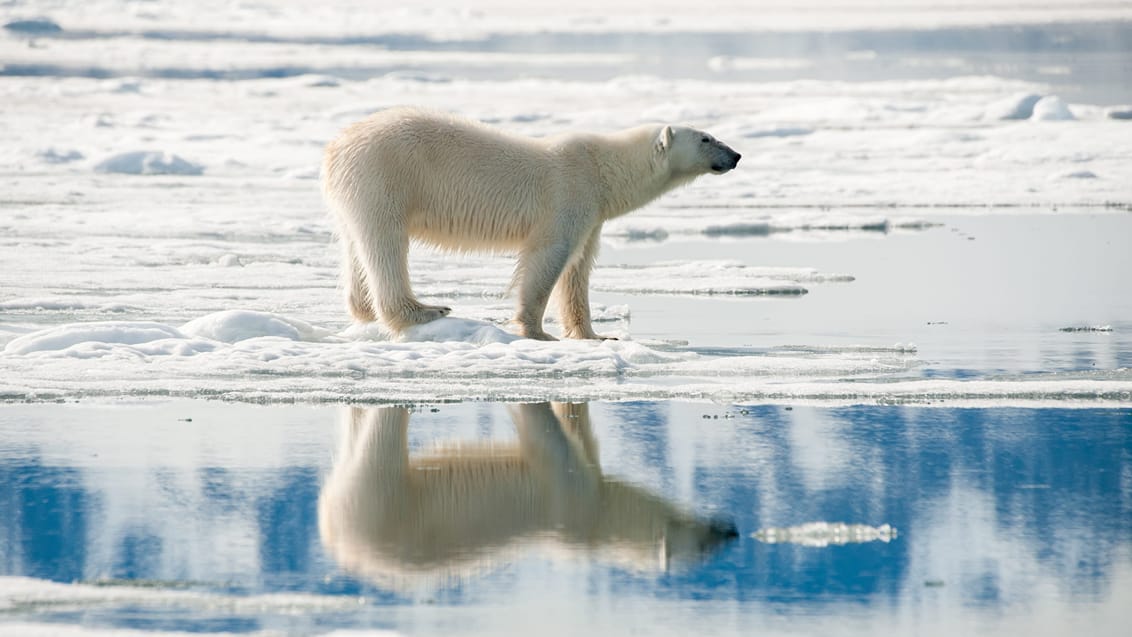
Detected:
[337,196,451,332]
[342,238,376,322]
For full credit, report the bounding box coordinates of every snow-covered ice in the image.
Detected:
[2,0,1131,407]
[3,5,1132,636]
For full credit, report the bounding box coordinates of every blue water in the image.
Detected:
[0,401,1128,635]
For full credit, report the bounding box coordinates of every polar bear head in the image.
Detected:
[657,125,741,177]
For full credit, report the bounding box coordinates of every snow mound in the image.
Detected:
[1030,95,1075,121]
[986,93,1042,120]
[181,310,331,343]
[399,317,520,345]
[93,151,204,176]
[4,322,185,355]
[215,254,243,267]
[753,522,898,547]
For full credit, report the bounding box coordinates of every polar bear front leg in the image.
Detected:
[513,233,579,341]
[553,225,611,340]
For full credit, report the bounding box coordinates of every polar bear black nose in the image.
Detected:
[709,517,740,539]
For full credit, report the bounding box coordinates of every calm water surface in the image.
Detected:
[1,400,1128,636]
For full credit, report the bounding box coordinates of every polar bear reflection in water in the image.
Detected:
[318,403,738,587]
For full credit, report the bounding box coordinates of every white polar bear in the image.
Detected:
[321,107,741,340]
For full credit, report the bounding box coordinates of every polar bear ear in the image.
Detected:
[655,125,674,155]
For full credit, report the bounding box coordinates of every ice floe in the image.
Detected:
[1,307,1129,405]
[753,522,898,547]
[1,1,1130,410]
[1059,325,1113,333]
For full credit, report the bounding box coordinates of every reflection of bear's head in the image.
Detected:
[317,403,738,589]
[657,125,741,177]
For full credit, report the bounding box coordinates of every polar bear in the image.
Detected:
[321,107,741,340]
[317,403,738,587]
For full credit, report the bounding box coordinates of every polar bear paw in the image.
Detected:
[561,326,618,341]
[394,303,451,328]
[515,325,559,341]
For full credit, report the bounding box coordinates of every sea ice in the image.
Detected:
[753,522,898,547]
[93,151,205,176]
[0,0,1130,408]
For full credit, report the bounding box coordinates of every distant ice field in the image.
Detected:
[2,0,1131,406]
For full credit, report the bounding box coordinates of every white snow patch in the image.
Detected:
[215,253,243,267]
[1030,95,1075,121]
[93,151,204,176]
[0,308,932,402]
[3,321,186,355]
[398,317,520,345]
[985,93,1042,120]
[180,310,333,343]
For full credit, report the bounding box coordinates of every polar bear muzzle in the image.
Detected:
[710,146,742,174]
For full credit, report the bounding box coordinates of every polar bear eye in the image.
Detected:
[701,137,709,143]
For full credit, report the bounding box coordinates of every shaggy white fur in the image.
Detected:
[321,107,740,339]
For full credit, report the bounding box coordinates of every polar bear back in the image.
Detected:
[323,107,591,252]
